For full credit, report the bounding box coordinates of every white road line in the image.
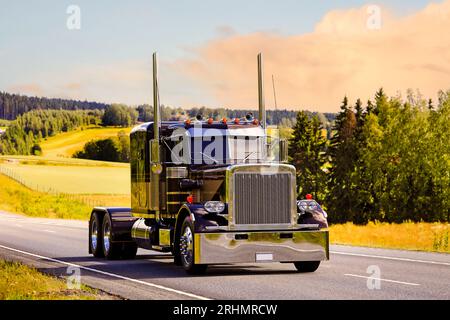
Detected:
[331,251,450,266]
[0,244,210,301]
[43,230,56,233]
[344,274,420,286]
[7,221,85,230]
[15,224,23,228]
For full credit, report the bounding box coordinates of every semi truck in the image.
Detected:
[88,53,329,274]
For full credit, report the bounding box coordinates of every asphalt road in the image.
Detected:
[0,211,449,300]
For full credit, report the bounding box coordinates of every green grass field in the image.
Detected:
[0,260,108,300]
[0,157,130,195]
[40,126,131,158]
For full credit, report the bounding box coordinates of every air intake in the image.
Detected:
[233,172,292,225]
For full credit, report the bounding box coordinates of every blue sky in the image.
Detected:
[0,0,443,111]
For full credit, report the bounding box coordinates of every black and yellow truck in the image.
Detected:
[88,53,329,274]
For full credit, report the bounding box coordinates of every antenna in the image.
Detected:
[272,74,278,129]
[272,75,278,112]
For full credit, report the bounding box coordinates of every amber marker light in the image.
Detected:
[207,118,214,125]
[234,118,240,124]
[187,195,194,204]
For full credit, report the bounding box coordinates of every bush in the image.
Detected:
[73,131,130,163]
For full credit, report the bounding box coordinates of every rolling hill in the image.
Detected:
[40,126,132,158]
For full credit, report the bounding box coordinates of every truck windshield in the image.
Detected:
[190,135,265,165]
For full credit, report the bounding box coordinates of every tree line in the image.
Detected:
[289,89,450,224]
[0,109,102,155]
[0,91,335,130]
[0,92,109,120]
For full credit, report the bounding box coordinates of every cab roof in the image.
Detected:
[131,121,263,136]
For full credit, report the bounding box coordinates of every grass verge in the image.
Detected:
[0,260,105,300]
[0,174,92,220]
[329,221,450,253]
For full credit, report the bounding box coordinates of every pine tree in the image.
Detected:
[289,111,327,202]
[326,97,358,223]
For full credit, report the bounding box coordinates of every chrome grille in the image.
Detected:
[233,172,292,225]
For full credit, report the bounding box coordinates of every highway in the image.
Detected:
[0,211,449,300]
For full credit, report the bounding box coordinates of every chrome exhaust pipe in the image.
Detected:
[131,219,154,250]
[152,52,160,154]
[150,52,161,211]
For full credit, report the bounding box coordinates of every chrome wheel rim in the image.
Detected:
[180,226,193,266]
[91,220,98,251]
[103,221,111,253]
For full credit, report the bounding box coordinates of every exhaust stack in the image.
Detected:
[150,52,161,212]
[153,52,160,157]
[257,53,266,129]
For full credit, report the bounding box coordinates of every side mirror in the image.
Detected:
[279,139,288,163]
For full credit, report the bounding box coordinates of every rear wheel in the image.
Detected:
[294,261,321,273]
[179,217,207,275]
[102,214,121,259]
[89,213,104,258]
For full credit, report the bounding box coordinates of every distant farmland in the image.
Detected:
[0,156,130,195]
[40,126,132,158]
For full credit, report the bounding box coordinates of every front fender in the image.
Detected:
[176,203,228,233]
[297,202,329,229]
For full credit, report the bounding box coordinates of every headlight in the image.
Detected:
[204,201,225,213]
[297,200,319,212]
[308,201,318,211]
[298,201,309,211]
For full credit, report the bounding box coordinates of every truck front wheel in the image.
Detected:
[179,217,207,275]
[293,261,321,273]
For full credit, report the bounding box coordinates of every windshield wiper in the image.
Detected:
[239,151,258,164]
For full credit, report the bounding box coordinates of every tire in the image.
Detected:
[102,214,121,260]
[89,212,104,258]
[179,216,207,275]
[293,261,321,273]
[173,251,182,266]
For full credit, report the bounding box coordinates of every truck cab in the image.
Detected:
[88,53,329,274]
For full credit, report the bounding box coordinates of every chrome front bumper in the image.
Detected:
[194,230,329,265]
